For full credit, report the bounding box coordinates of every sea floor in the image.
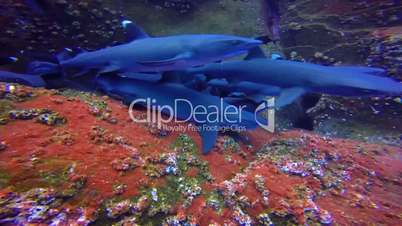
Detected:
[0,83,401,225]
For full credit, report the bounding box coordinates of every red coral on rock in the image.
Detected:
[0,84,401,225]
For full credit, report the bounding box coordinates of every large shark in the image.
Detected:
[28,21,263,80]
[189,48,402,108]
[96,75,265,154]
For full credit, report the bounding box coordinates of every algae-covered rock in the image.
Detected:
[274,0,402,143]
[103,0,265,36]
[105,199,134,219]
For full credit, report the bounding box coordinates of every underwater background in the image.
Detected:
[0,0,401,225]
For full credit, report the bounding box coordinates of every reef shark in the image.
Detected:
[96,75,265,154]
[28,20,263,80]
[189,47,402,108]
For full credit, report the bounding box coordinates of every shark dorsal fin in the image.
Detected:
[245,47,267,60]
[122,20,149,42]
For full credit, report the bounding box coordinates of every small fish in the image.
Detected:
[0,57,18,65]
[369,105,380,114]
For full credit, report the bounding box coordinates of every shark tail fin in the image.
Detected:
[28,61,60,75]
[27,48,78,76]
[0,71,46,87]
[328,66,402,95]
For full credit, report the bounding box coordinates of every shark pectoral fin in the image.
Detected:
[198,126,218,154]
[137,52,192,67]
[276,87,306,108]
[244,46,267,60]
[118,72,162,82]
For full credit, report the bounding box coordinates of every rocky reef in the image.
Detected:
[270,0,402,145]
[102,0,265,36]
[0,0,129,56]
[0,83,401,225]
[277,0,402,74]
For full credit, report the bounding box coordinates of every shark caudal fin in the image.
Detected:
[28,61,60,75]
[326,66,402,96]
[0,71,46,87]
[27,49,79,76]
